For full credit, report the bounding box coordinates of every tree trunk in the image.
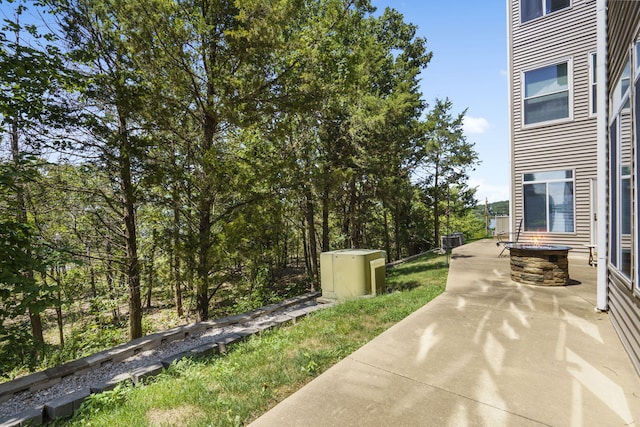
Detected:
[304,189,318,288]
[301,216,310,275]
[89,256,97,298]
[348,176,358,248]
[146,230,157,310]
[196,105,216,321]
[53,274,64,347]
[28,308,44,348]
[172,183,183,317]
[146,261,153,309]
[322,184,330,252]
[394,200,402,261]
[383,204,392,260]
[11,121,45,348]
[105,240,119,322]
[433,162,441,248]
[117,114,142,340]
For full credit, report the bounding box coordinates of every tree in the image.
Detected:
[0,0,77,352]
[51,0,156,338]
[417,98,480,247]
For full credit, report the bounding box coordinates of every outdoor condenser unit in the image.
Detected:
[320,249,386,301]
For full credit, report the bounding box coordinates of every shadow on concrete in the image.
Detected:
[250,239,640,427]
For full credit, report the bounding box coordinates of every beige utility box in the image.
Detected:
[320,249,386,301]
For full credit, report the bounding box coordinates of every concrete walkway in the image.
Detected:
[250,239,640,426]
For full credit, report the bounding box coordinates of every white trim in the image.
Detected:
[596,0,607,311]
[521,57,574,128]
[611,56,631,116]
[507,0,516,234]
[608,59,633,284]
[635,38,640,80]
[634,40,640,294]
[589,177,597,245]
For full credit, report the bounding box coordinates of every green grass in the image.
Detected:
[61,253,447,427]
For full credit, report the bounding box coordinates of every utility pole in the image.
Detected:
[485,197,489,237]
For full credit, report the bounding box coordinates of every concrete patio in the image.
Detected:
[250,239,640,426]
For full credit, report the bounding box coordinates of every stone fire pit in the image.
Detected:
[506,243,572,286]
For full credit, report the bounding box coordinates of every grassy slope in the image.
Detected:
[63,254,447,427]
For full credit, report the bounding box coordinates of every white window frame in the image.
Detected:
[521,58,574,128]
[522,169,576,233]
[589,51,597,117]
[611,59,631,115]
[609,51,634,285]
[520,0,571,24]
[635,39,640,293]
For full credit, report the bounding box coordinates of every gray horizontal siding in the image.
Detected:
[607,0,640,378]
[509,0,597,253]
[608,0,640,86]
[609,272,640,376]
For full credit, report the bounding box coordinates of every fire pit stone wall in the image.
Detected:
[508,245,571,286]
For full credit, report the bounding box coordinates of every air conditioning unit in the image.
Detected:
[441,233,464,249]
[320,249,386,301]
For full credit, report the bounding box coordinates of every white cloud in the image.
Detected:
[469,178,510,204]
[463,116,490,135]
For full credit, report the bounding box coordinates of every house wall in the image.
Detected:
[606,0,640,376]
[508,0,597,253]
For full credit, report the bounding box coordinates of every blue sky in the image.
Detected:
[372,0,510,203]
[2,1,510,203]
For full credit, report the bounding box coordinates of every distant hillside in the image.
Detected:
[473,200,509,217]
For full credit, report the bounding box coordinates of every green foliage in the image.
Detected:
[473,200,510,217]
[41,323,126,370]
[0,0,477,375]
[0,321,41,378]
[72,382,133,422]
[416,98,481,247]
[63,253,446,427]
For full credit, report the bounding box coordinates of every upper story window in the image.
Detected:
[523,61,571,125]
[611,59,631,114]
[521,0,570,23]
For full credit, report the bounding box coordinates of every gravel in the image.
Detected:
[0,301,329,421]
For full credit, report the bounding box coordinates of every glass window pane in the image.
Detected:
[524,91,569,124]
[635,41,640,77]
[548,182,574,232]
[525,63,568,98]
[524,183,547,231]
[521,0,543,22]
[622,176,631,235]
[547,0,570,13]
[609,120,618,267]
[524,170,572,181]
[621,60,630,97]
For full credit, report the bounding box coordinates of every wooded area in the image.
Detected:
[0,0,480,378]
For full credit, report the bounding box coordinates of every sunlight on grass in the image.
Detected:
[63,253,447,427]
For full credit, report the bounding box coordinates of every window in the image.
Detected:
[636,46,640,291]
[635,40,640,79]
[589,52,597,116]
[523,62,570,125]
[521,0,570,23]
[523,170,574,233]
[612,60,630,114]
[610,56,633,281]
